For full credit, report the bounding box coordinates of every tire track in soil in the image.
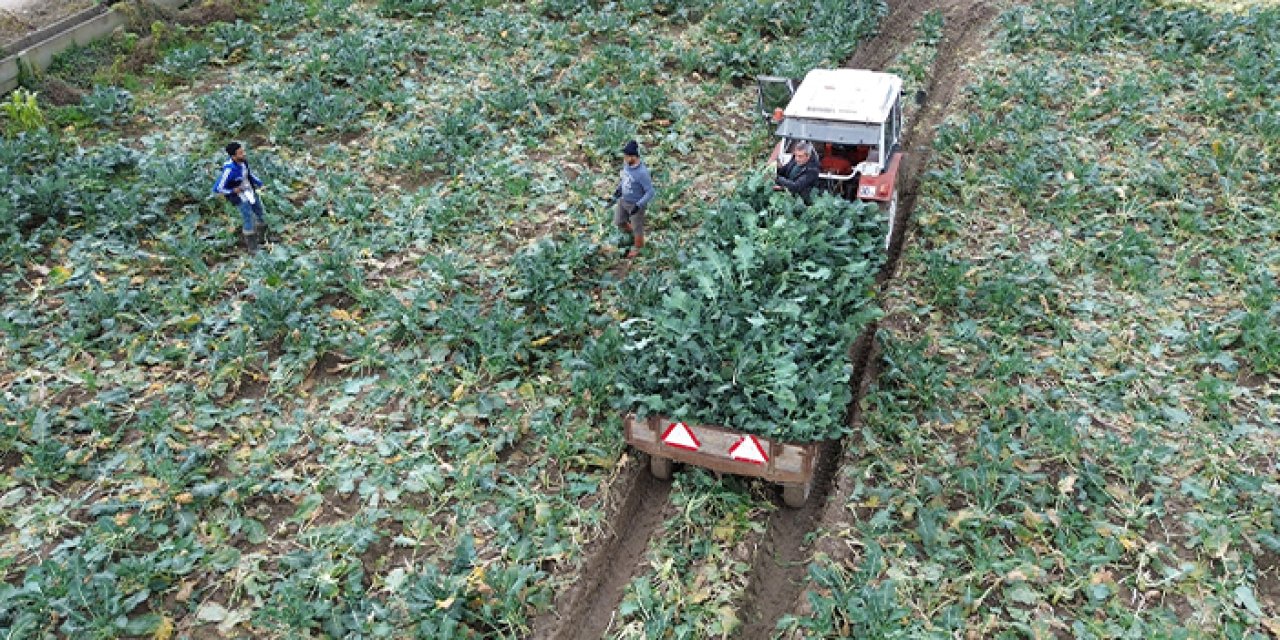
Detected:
[531,456,674,640]
[735,2,1002,638]
[879,0,1004,281]
[737,326,879,640]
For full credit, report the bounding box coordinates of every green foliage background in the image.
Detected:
[0,0,889,637]
[783,1,1280,637]
[3,0,1276,637]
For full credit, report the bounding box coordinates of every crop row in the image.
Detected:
[790,0,1280,637]
[612,470,771,639]
[0,0,892,637]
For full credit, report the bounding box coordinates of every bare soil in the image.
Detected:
[0,0,95,52]
[1259,549,1279,608]
[531,456,674,640]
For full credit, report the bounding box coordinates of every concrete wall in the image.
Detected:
[1,0,188,95]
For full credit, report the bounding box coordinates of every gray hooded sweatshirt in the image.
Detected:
[618,161,656,208]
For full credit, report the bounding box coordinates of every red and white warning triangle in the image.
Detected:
[729,435,769,465]
[661,422,700,451]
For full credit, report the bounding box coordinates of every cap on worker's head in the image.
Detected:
[621,139,640,157]
[225,142,242,157]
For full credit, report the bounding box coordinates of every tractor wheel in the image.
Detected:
[782,480,811,508]
[649,454,673,480]
[881,191,899,250]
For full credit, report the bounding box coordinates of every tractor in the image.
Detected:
[757,68,908,248]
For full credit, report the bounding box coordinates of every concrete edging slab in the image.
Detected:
[1,0,189,95]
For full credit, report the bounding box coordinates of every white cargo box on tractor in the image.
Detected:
[757,68,908,248]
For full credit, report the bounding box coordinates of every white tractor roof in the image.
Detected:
[784,69,903,124]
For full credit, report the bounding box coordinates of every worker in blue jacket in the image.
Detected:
[212,142,271,253]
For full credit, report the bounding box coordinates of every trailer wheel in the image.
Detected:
[649,455,673,480]
[782,480,811,508]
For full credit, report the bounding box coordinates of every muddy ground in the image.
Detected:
[532,0,1009,638]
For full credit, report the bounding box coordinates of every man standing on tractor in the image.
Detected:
[213,142,272,253]
[612,139,656,259]
[774,140,820,202]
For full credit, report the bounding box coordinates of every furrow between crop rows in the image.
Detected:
[731,2,1004,637]
[606,467,773,638]
[533,458,674,640]
[779,1,1280,636]
[736,332,877,640]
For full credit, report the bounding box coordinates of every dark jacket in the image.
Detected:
[212,160,264,205]
[775,154,820,201]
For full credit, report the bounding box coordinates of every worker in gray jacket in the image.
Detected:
[612,139,656,258]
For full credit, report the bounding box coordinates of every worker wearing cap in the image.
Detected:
[612,139,656,258]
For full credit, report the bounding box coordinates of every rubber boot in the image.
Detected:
[627,235,645,258]
[243,230,259,254]
[256,223,272,246]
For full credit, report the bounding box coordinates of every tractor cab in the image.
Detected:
[758,69,906,248]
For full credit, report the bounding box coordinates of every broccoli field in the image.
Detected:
[1,0,1277,638]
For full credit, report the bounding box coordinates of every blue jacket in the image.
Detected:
[616,161,656,208]
[212,160,264,205]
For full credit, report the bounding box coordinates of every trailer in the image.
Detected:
[623,68,907,508]
[624,414,821,508]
